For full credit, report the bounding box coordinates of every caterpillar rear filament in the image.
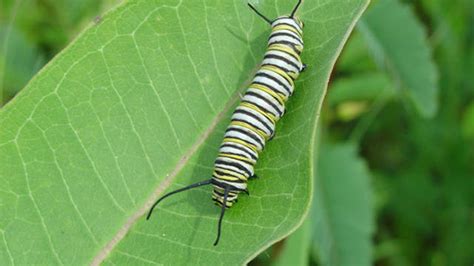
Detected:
[147,0,305,246]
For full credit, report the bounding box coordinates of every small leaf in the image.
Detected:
[358,0,439,118]
[328,72,395,106]
[313,143,374,266]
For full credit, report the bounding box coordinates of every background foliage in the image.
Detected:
[1,0,473,265]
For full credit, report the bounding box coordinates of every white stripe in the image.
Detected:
[213,181,247,190]
[268,34,303,48]
[243,93,283,119]
[220,142,259,160]
[215,156,254,176]
[256,69,294,96]
[219,146,257,163]
[266,50,302,70]
[237,105,275,133]
[262,57,299,73]
[232,107,274,137]
[215,162,248,177]
[270,29,304,45]
[224,128,264,151]
[272,17,303,33]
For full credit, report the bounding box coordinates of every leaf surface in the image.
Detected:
[312,143,374,266]
[0,0,368,264]
[358,0,439,118]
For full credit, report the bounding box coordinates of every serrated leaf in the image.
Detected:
[358,0,439,118]
[0,0,369,264]
[312,143,374,266]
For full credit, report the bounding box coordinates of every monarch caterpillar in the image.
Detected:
[147,0,305,246]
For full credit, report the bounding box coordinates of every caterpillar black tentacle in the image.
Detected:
[147,0,305,246]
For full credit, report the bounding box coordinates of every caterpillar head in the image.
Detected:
[248,0,304,27]
[249,0,304,55]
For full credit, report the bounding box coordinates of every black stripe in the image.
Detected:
[255,72,292,95]
[262,63,292,76]
[230,118,268,141]
[211,178,243,190]
[246,90,285,116]
[211,178,245,192]
[264,53,300,71]
[220,143,258,160]
[225,126,264,148]
[213,190,240,199]
[241,99,279,119]
[245,90,284,117]
[215,162,248,177]
[267,40,302,55]
[251,81,286,104]
[215,159,252,176]
[269,31,303,46]
[233,109,273,134]
[219,152,256,163]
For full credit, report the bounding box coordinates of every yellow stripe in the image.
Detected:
[240,102,277,124]
[260,65,294,88]
[268,44,301,62]
[219,153,254,164]
[272,24,302,38]
[249,83,286,105]
[213,197,234,207]
[213,171,242,182]
[288,71,299,80]
[223,137,258,153]
[214,174,239,182]
[214,168,247,181]
[230,121,267,140]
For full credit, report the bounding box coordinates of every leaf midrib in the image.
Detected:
[90,85,242,265]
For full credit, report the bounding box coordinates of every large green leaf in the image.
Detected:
[0,0,368,264]
[358,0,439,118]
[312,143,374,266]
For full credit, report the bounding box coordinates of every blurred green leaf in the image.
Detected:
[0,0,369,264]
[336,32,377,73]
[328,72,395,106]
[0,25,45,106]
[273,218,311,266]
[313,143,374,266]
[461,102,474,139]
[358,0,439,118]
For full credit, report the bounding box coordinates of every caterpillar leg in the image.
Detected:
[301,63,307,72]
[268,131,275,141]
[249,174,259,179]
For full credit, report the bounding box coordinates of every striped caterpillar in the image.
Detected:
[147,0,305,246]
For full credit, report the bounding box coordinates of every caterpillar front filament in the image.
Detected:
[147,0,305,246]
